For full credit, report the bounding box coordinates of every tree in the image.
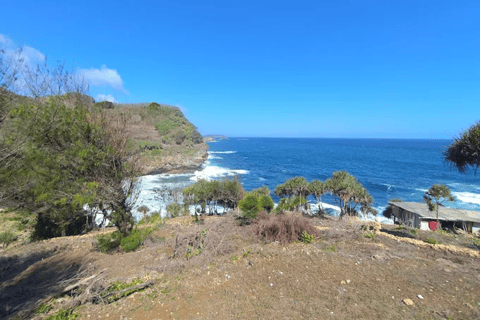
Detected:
[308,180,328,215]
[0,102,140,237]
[239,195,260,219]
[137,205,150,221]
[382,198,402,219]
[0,49,140,239]
[324,171,372,217]
[275,177,310,212]
[258,195,274,213]
[423,184,455,227]
[444,121,480,176]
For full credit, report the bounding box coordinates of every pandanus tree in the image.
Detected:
[325,171,373,217]
[444,121,480,176]
[423,184,455,227]
[308,180,328,215]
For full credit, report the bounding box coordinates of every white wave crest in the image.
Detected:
[209,151,236,154]
[208,154,223,160]
[454,192,480,206]
[191,165,249,181]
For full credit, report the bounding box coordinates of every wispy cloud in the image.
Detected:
[78,65,125,92]
[0,34,8,45]
[96,94,118,103]
[0,34,45,67]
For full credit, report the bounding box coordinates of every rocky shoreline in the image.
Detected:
[142,144,208,175]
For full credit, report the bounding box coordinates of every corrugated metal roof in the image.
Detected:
[389,201,480,224]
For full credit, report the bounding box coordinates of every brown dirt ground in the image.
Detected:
[2,215,480,320]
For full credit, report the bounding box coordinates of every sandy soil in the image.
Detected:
[1,215,480,320]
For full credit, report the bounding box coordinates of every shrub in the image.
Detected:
[174,130,186,144]
[167,203,181,218]
[239,195,260,219]
[96,231,122,253]
[251,213,319,244]
[425,237,440,245]
[324,244,337,252]
[120,227,153,252]
[45,308,79,320]
[258,195,274,213]
[0,231,18,248]
[301,231,315,244]
[364,231,375,239]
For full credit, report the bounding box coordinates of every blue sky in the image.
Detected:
[1,0,479,139]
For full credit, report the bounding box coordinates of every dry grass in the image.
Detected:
[3,214,480,320]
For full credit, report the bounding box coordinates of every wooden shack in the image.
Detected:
[389,201,480,233]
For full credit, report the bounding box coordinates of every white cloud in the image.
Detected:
[0,34,8,45]
[17,45,45,65]
[78,65,125,91]
[0,34,45,67]
[96,94,118,103]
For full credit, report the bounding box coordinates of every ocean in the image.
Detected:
[134,138,480,223]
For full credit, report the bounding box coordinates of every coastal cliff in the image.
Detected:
[114,101,208,175]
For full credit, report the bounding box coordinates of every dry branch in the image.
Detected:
[101,280,155,299]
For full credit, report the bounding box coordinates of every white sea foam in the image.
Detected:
[453,192,480,206]
[191,165,249,181]
[208,154,223,160]
[209,151,236,154]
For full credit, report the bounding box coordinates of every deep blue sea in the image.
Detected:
[135,138,480,222]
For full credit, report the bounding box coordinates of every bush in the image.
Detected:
[96,231,122,253]
[120,227,154,252]
[45,308,79,320]
[364,231,375,239]
[239,195,260,219]
[425,237,440,245]
[258,195,274,213]
[251,213,319,244]
[174,130,186,145]
[0,231,18,248]
[301,231,315,244]
[167,203,182,218]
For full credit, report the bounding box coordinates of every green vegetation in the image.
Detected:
[44,308,79,320]
[382,198,402,219]
[325,171,374,217]
[96,227,155,253]
[259,195,274,213]
[274,177,310,212]
[364,231,375,239]
[423,184,455,226]
[425,237,440,245]
[444,121,480,176]
[309,180,328,215]
[36,303,53,314]
[182,178,244,216]
[301,231,315,244]
[167,203,182,218]
[323,244,337,252]
[239,195,260,219]
[0,231,18,248]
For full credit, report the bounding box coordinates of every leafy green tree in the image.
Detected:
[308,180,328,215]
[423,184,455,227]
[444,121,480,176]
[0,102,139,237]
[239,195,260,219]
[324,171,372,217]
[258,195,274,213]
